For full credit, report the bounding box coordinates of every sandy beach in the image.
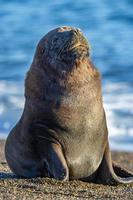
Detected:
[0,139,133,200]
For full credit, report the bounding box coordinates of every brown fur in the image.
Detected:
[5,26,133,184]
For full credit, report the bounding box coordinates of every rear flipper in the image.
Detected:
[113,161,133,178]
[94,142,133,185]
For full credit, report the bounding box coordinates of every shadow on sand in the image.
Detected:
[0,172,18,179]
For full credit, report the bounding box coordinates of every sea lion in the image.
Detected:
[5,26,133,184]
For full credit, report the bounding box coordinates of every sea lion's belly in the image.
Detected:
[55,97,107,179]
[63,123,107,179]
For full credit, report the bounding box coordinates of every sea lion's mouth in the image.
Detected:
[54,32,89,62]
[66,43,89,53]
[57,40,89,64]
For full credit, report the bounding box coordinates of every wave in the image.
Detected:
[0,81,24,138]
[103,82,133,151]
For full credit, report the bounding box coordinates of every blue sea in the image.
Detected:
[0,0,133,151]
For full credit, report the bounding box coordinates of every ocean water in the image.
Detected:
[0,0,133,151]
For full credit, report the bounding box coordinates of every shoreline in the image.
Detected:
[0,139,133,199]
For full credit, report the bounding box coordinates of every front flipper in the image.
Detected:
[33,123,69,180]
[37,139,69,181]
[95,142,133,185]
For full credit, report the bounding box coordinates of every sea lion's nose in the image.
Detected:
[69,28,81,37]
[60,26,81,34]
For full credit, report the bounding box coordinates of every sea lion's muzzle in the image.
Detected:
[52,27,89,57]
[41,27,90,70]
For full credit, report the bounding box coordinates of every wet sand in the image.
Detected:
[0,139,133,200]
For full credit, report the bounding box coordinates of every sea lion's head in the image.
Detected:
[34,26,90,72]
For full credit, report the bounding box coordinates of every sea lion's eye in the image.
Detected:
[51,36,58,46]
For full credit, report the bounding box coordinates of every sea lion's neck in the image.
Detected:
[25,58,100,101]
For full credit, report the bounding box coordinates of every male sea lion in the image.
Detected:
[5,26,133,184]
